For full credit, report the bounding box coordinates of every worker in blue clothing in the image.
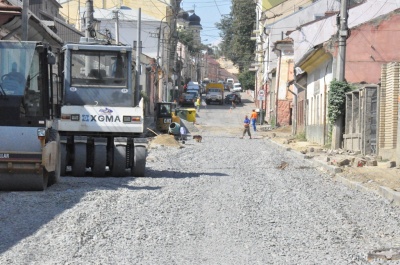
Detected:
[241,115,252,139]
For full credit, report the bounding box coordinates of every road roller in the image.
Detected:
[0,41,60,191]
[55,38,147,177]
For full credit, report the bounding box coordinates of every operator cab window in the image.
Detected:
[70,50,127,87]
[0,42,44,118]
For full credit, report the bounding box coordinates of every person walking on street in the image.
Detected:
[231,93,237,108]
[196,97,201,112]
[250,109,258,132]
[241,115,252,139]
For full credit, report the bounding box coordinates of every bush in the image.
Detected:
[327,80,353,125]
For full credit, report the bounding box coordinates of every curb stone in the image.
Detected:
[378,186,400,207]
[334,174,376,194]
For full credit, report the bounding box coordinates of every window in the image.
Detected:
[70,50,128,87]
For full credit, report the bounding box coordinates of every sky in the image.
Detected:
[180,0,232,46]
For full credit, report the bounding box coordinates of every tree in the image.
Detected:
[178,31,207,55]
[238,70,255,91]
[216,13,234,59]
[216,0,256,72]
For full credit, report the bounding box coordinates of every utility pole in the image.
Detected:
[22,0,29,41]
[135,8,141,106]
[336,0,348,81]
[332,0,349,149]
[177,45,182,96]
[84,0,94,76]
[85,0,94,39]
[113,9,120,44]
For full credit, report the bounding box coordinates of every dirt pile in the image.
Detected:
[149,134,181,148]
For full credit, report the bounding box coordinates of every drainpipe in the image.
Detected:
[274,48,282,127]
[323,83,327,145]
[323,62,330,146]
[287,81,297,135]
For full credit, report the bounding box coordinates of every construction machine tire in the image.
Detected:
[112,145,128,177]
[92,145,107,177]
[0,173,48,191]
[72,143,87,177]
[132,146,147,177]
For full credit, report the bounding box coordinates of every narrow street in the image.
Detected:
[1,92,400,264]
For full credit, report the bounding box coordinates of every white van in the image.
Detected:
[231,83,242,92]
[226,78,234,89]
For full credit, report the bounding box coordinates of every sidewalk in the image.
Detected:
[245,93,400,207]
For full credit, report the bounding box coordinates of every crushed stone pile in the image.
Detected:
[149,134,181,148]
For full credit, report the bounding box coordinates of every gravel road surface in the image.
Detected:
[1,94,400,264]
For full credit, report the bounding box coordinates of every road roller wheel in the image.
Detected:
[72,143,87,177]
[92,145,107,177]
[112,145,127,177]
[48,149,61,186]
[132,146,146,177]
[0,173,48,191]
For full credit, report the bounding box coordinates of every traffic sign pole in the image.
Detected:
[258,89,265,125]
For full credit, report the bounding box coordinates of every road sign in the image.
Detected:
[258,89,265,100]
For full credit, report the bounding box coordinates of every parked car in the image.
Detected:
[187,81,201,92]
[179,93,196,107]
[186,89,199,99]
[224,92,242,104]
[231,82,242,92]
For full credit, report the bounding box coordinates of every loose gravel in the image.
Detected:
[1,106,400,264]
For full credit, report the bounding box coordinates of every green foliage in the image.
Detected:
[238,70,255,91]
[216,13,233,58]
[216,0,256,72]
[327,80,353,125]
[178,31,207,55]
[296,131,306,141]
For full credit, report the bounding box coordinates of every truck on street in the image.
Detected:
[205,83,224,105]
